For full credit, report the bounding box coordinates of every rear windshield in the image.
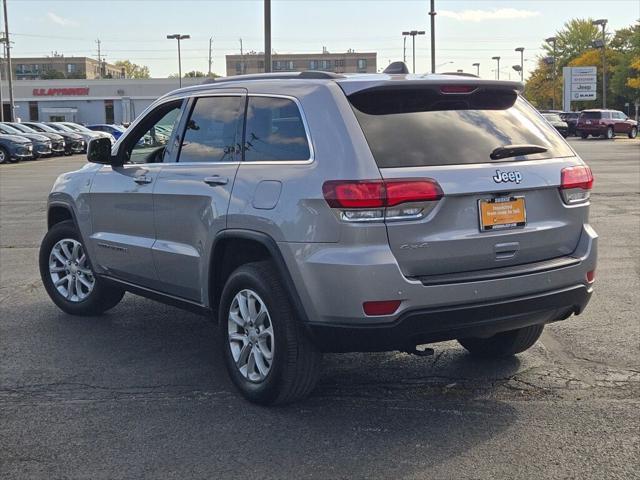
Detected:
[348,88,574,168]
[580,111,602,119]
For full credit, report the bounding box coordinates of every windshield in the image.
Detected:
[543,114,563,122]
[47,123,73,132]
[26,123,58,133]
[63,123,91,132]
[10,123,37,133]
[0,124,23,135]
[349,88,573,167]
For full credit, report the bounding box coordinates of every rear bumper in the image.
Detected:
[308,284,591,352]
[577,125,606,134]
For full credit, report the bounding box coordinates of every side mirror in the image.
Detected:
[87,137,114,164]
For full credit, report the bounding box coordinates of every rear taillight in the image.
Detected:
[323,179,443,222]
[586,270,596,284]
[560,165,593,204]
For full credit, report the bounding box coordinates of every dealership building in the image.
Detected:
[2,78,203,125]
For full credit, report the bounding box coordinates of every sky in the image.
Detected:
[2,0,638,79]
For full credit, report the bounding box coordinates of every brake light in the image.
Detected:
[363,300,401,316]
[560,165,593,204]
[440,85,477,94]
[323,178,443,222]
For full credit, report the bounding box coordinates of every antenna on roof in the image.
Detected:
[383,61,409,74]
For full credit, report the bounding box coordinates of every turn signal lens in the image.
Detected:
[363,300,401,316]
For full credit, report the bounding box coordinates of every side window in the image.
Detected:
[244,97,311,162]
[178,96,244,163]
[125,100,183,164]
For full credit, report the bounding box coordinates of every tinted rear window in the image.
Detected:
[349,88,574,168]
[580,112,602,119]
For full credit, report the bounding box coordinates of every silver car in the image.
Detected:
[39,71,597,405]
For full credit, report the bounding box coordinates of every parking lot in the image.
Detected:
[1,138,638,479]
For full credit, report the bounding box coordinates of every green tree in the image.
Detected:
[542,18,602,67]
[114,60,151,79]
[41,69,66,79]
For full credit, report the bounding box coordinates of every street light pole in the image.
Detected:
[402,30,425,73]
[592,19,607,108]
[429,0,436,73]
[403,36,406,64]
[472,62,480,76]
[3,0,14,121]
[166,33,190,88]
[492,56,500,80]
[515,47,524,81]
[545,37,557,109]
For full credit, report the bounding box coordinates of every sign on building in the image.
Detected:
[563,66,597,110]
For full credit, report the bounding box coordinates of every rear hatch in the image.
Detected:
[345,82,586,279]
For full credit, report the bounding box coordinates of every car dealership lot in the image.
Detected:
[1,139,638,479]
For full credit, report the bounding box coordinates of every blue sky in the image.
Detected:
[3,0,638,78]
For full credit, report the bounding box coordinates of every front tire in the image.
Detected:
[0,147,9,164]
[580,132,588,139]
[458,324,544,359]
[629,126,638,139]
[219,261,322,405]
[39,220,124,315]
[605,126,614,139]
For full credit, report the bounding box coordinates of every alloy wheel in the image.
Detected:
[48,238,95,302]
[228,289,274,382]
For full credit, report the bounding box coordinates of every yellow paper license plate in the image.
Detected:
[479,197,526,231]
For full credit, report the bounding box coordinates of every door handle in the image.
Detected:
[133,175,152,185]
[203,175,229,186]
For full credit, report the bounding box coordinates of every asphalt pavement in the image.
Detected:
[1,138,639,479]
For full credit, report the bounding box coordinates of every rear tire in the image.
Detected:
[219,261,322,405]
[458,324,544,358]
[629,127,638,139]
[580,132,588,139]
[39,220,125,315]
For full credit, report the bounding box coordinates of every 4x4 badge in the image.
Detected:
[493,170,522,184]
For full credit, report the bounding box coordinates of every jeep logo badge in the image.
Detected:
[493,170,522,184]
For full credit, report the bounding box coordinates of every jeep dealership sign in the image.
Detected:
[563,66,597,110]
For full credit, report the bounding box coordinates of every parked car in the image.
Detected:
[559,111,580,136]
[87,124,126,140]
[44,122,105,151]
[541,113,569,137]
[56,122,116,145]
[0,123,52,158]
[39,72,597,405]
[576,109,638,139]
[6,122,66,156]
[21,122,85,155]
[0,133,33,163]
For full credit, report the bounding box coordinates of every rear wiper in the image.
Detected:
[490,144,548,160]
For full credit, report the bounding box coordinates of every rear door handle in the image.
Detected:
[133,175,152,185]
[203,175,229,186]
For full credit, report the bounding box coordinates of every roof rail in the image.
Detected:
[202,70,344,85]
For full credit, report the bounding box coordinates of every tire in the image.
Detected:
[39,220,125,315]
[218,261,322,405]
[605,126,614,139]
[629,127,638,139]
[458,324,544,359]
[580,132,588,139]
[0,146,8,164]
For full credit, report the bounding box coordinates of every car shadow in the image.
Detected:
[5,296,523,478]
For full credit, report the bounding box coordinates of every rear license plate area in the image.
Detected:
[479,196,526,231]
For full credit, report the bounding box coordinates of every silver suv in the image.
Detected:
[39,71,597,404]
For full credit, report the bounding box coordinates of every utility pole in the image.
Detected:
[264,0,271,73]
[239,37,244,74]
[0,41,4,121]
[429,0,436,73]
[96,39,101,78]
[3,0,14,121]
[208,37,213,75]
